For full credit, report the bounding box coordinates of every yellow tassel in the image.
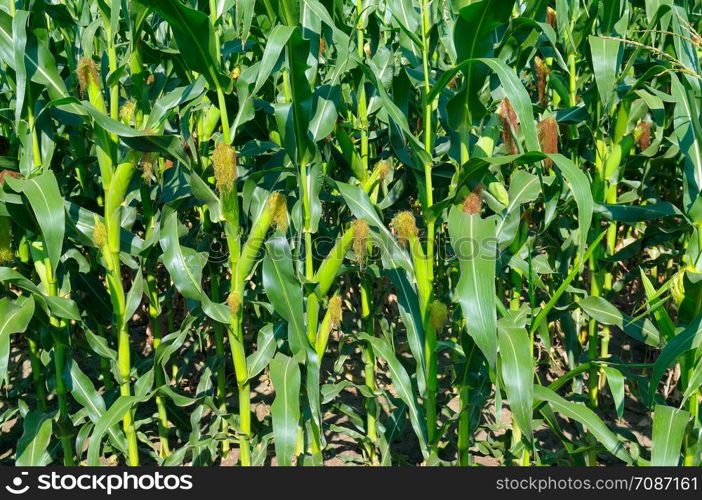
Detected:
[119,98,137,125]
[429,301,449,333]
[268,192,289,232]
[374,159,391,181]
[352,219,370,269]
[390,211,418,246]
[212,142,237,194]
[93,218,107,248]
[635,121,652,150]
[227,290,241,315]
[0,217,12,264]
[329,295,342,328]
[546,7,557,29]
[77,58,100,97]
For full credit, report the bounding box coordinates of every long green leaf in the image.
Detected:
[651,405,689,466]
[270,353,301,466]
[263,234,307,355]
[534,385,633,464]
[144,0,230,91]
[448,205,497,368]
[648,313,702,406]
[498,325,533,441]
[6,171,65,275]
[0,296,35,383]
[16,411,53,466]
[360,333,428,456]
[159,211,207,301]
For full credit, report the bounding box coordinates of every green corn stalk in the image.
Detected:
[226,179,286,465]
[212,139,247,464]
[355,0,380,460]
[14,77,74,464]
[104,160,139,465]
[79,55,140,465]
[45,259,75,466]
[309,226,355,356]
[390,210,437,450]
[419,0,439,453]
[210,269,230,458]
[4,0,702,469]
[140,174,172,458]
[600,101,637,361]
[145,263,171,458]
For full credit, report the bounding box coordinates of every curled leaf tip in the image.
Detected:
[213,142,237,194]
[268,192,288,232]
[352,219,370,269]
[390,211,418,246]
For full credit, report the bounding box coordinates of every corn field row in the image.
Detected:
[1,0,702,466]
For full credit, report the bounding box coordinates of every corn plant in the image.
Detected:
[2,0,702,468]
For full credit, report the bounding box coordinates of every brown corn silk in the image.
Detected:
[538,117,559,168]
[498,98,519,155]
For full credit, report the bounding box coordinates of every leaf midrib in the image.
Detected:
[268,253,305,341]
[0,23,67,99]
[161,1,221,88]
[496,175,538,236]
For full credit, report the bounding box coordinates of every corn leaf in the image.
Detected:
[143,0,231,92]
[448,205,498,368]
[498,325,533,441]
[534,385,633,464]
[651,405,689,466]
[270,353,301,466]
[0,296,35,383]
[15,411,53,466]
[6,171,65,275]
